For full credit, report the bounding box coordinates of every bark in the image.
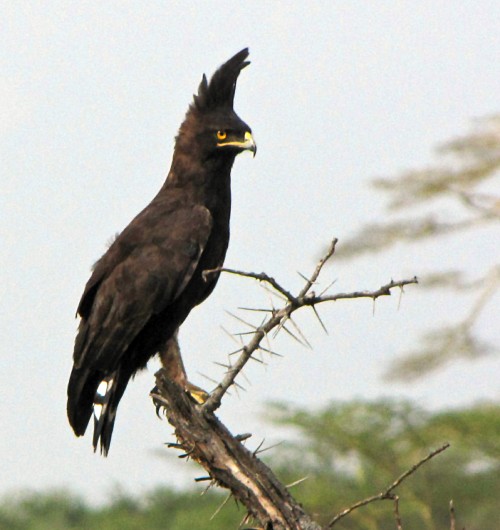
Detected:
[153,369,323,530]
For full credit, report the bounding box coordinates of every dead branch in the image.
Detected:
[153,238,423,529]
[204,238,418,412]
[152,372,322,530]
[204,268,296,302]
[327,443,450,527]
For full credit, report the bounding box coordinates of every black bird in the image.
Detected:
[67,49,255,455]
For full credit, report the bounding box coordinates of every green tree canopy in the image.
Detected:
[269,399,500,529]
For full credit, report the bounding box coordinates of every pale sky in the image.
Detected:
[1,1,499,504]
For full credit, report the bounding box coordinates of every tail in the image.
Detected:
[67,366,131,456]
[67,367,102,436]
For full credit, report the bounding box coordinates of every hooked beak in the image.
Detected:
[217,131,257,157]
[242,131,257,157]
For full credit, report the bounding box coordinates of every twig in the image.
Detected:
[328,443,450,527]
[203,267,295,302]
[450,500,456,530]
[393,495,403,530]
[298,238,338,298]
[304,277,419,306]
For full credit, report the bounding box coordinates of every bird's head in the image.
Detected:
[176,49,256,160]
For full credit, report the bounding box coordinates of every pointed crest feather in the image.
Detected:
[193,48,250,111]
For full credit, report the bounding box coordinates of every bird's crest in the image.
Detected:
[193,48,250,111]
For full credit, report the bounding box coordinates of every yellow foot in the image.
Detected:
[185,382,209,404]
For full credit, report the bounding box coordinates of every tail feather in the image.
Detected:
[67,367,102,436]
[67,366,131,455]
[92,370,130,456]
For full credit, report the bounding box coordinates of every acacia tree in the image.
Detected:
[335,115,500,380]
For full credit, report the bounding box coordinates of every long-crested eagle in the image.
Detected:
[67,49,255,455]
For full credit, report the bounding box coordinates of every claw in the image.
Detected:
[185,382,209,404]
[150,385,165,418]
[151,380,208,414]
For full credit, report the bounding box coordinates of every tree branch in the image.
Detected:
[203,238,417,412]
[203,267,296,302]
[152,372,322,530]
[153,238,420,529]
[327,443,450,527]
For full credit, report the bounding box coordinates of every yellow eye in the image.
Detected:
[216,130,227,141]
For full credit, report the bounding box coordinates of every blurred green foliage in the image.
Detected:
[0,488,244,530]
[270,399,500,529]
[2,399,498,529]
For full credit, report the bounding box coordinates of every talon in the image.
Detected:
[185,382,209,404]
[150,385,165,418]
[150,379,208,409]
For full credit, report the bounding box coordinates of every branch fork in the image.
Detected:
[153,237,423,529]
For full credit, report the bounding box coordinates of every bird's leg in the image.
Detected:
[158,329,209,404]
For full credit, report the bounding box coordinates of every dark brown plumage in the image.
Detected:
[67,49,255,455]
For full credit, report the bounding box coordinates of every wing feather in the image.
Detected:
[73,204,212,371]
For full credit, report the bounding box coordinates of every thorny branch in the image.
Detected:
[203,238,418,412]
[151,373,322,530]
[327,443,451,527]
[149,238,448,529]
